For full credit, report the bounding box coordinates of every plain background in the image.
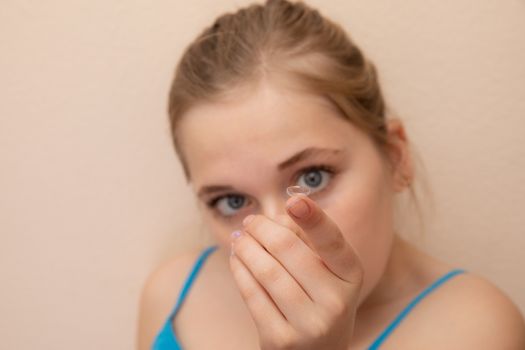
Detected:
[1,0,524,349]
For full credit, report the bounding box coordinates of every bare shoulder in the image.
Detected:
[136,247,204,350]
[406,271,525,350]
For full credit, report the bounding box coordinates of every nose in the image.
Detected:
[252,185,311,228]
[256,192,305,239]
[258,192,293,224]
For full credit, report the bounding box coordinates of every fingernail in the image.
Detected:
[243,215,255,226]
[287,196,310,218]
[231,230,242,240]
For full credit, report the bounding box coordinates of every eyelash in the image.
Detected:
[205,164,338,220]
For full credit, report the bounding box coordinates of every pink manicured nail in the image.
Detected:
[231,230,242,240]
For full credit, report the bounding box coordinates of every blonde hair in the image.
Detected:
[167,0,434,238]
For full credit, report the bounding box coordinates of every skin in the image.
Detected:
[137,77,525,349]
[177,77,411,349]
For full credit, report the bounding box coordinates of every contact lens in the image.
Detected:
[286,185,311,197]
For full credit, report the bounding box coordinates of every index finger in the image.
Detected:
[285,195,363,285]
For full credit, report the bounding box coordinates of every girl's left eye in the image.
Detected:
[206,165,335,219]
[295,166,334,195]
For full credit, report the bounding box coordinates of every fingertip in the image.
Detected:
[242,214,255,226]
[286,195,311,219]
[285,195,300,209]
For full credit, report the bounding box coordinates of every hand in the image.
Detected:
[229,195,364,350]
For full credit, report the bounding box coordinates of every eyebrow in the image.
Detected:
[197,147,343,198]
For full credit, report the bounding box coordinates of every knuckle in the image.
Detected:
[256,263,282,284]
[304,315,330,339]
[324,292,348,316]
[271,329,297,349]
[238,284,258,302]
[267,231,298,255]
[323,237,345,252]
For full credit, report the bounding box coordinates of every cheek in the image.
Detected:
[326,169,396,305]
[199,210,240,251]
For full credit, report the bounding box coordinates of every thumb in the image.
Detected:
[285,194,363,284]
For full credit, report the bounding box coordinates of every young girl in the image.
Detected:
[137,0,525,349]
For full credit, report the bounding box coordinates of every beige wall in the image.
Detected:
[1,0,524,348]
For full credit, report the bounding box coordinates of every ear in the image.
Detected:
[384,118,414,192]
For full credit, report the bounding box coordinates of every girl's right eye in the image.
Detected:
[207,194,247,218]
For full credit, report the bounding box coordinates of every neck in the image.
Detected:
[357,234,422,313]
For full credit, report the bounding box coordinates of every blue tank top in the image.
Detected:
[152,245,466,349]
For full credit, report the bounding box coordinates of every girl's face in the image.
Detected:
[176,80,408,305]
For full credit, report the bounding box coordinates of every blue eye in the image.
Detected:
[295,166,333,195]
[207,194,247,218]
[206,164,337,219]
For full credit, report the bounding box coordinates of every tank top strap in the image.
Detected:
[367,268,467,350]
[167,244,219,320]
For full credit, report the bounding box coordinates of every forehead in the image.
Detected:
[176,82,364,185]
